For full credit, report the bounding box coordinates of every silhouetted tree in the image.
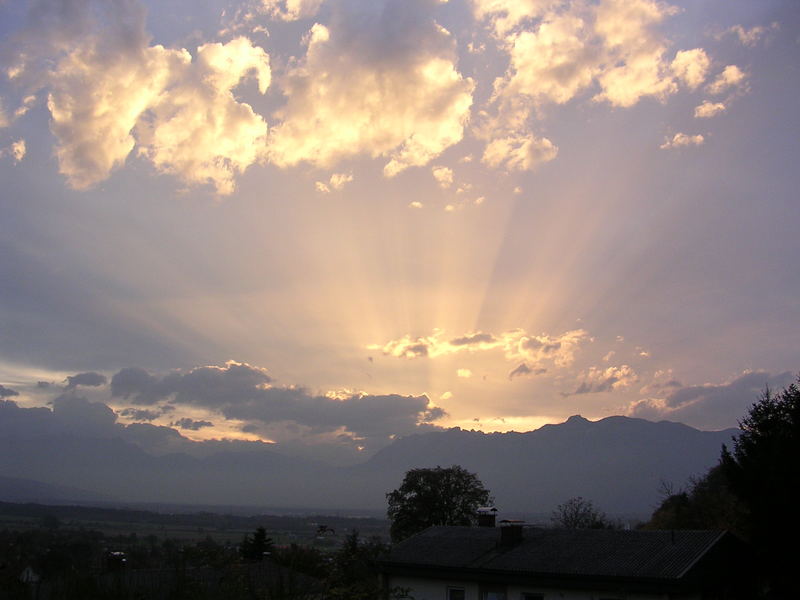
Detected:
[240,526,272,562]
[644,464,744,532]
[551,496,612,529]
[387,465,492,542]
[720,378,800,597]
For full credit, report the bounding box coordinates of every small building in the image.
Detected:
[379,523,750,600]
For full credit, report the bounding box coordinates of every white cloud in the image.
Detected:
[372,327,589,372]
[12,2,271,195]
[457,368,473,378]
[478,0,707,168]
[316,172,354,193]
[259,0,325,21]
[670,48,710,90]
[591,0,680,107]
[45,40,184,190]
[2,139,26,163]
[719,23,779,47]
[694,101,726,118]
[472,0,558,37]
[409,200,424,208]
[568,364,637,394]
[500,12,599,105]
[14,95,37,119]
[267,1,474,177]
[135,37,272,195]
[329,172,353,189]
[482,134,558,171]
[432,165,454,188]
[660,132,704,150]
[706,65,746,95]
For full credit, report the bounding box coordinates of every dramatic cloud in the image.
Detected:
[267,0,474,176]
[628,371,795,430]
[110,361,445,447]
[660,132,704,150]
[112,361,273,406]
[134,37,271,195]
[694,101,726,118]
[475,0,710,172]
[9,1,270,194]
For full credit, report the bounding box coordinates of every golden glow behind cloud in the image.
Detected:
[267,6,474,176]
[1,0,795,443]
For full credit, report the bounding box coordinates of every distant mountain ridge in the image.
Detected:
[0,415,737,517]
[352,415,738,515]
[0,475,112,504]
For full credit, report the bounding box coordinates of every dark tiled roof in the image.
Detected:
[382,526,728,581]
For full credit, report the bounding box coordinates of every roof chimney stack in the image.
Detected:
[477,507,497,528]
[499,520,524,545]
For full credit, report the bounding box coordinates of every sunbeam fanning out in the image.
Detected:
[1,0,799,463]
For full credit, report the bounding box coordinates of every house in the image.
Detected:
[379,521,750,600]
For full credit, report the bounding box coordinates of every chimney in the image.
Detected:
[499,520,524,545]
[477,506,497,528]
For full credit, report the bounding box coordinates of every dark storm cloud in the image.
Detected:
[118,407,160,421]
[221,391,445,439]
[171,417,214,431]
[0,384,19,398]
[449,332,496,346]
[631,370,795,430]
[65,371,107,389]
[508,363,546,380]
[51,392,118,434]
[109,362,446,442]
[111,362,272,406]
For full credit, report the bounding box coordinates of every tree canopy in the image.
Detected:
[645,375,800,597]
[551,496,612,529]
[720,377,800,596]
[386,465,492,542]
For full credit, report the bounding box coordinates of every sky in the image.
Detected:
[1,0,798,465]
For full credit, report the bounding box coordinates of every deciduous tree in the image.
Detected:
[386,465,492,542]
[550,496,611,529]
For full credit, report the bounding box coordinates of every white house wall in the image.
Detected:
[387,574,701,600]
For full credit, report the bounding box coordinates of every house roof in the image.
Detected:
[380,526,730,582]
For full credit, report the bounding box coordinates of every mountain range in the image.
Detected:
[0,415,737,518]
